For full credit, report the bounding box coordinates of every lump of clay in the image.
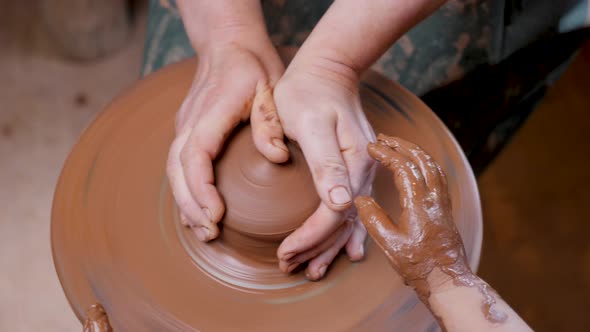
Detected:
[214,125,320,241]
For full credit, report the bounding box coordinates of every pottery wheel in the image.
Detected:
[51,57,482,331]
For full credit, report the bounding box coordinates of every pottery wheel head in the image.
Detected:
[51,55,483,332]
[214,125,319,241]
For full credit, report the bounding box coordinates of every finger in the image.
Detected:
[251,80,289,163]
[167,135,217,241]
[377,134,443,192]
[181,102,246,228]
[336,100,376,195]
[179,213,189,226]
[353,196,401,260]
[279,221,348,273]
[435,164,452,205]
[305,222,354,280]
[344,167,373,261]
[296,116,352,211]
[367,142,426,205]
[277,203,343,263]
[178,213,211,241]
[338,123,374,195]
[345,218,367,262]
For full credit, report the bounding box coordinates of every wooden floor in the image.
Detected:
[478,41,590,331]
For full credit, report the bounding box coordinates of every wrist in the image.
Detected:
[199,24,272,55]
[427,266,477,295]
[286,50,361,94]
[178,0,271,55]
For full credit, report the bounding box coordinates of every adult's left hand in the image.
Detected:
[273,60,376,280]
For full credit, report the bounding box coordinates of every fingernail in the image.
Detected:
[329,186,352,206]
[358,244,365,258]
[202,207,212,221]
[272,138,288,152]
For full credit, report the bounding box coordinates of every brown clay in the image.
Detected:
[83,304,112,332]
[355,135,507,330]
[51,55,483,331]
[214,124,319,260]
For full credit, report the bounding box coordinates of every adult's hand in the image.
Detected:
[268,0,448,280]
[169,0,287,241]
[274,62,376,280]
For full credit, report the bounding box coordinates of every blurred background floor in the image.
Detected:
[478,41,590,331]
[0,2,146,331]
[0,1,589,332]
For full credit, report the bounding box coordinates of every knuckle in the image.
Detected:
[314,157,348,182]
[257,103,280,126]
[175,201,200,225]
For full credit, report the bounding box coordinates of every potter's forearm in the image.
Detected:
[177,0,270,53]
[288,0,445,87]
[426,270,533,332]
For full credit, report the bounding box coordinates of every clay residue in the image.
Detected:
[83,304,112,332]
[355,134,506,325]
[451,272,508,323]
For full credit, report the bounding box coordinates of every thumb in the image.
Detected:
[250,80,289,163]
[354,196,399,250]
[296,116,353,211]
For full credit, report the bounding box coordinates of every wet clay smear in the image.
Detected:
[83,304,112,332]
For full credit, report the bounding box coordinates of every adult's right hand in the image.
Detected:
[167,40,287,242]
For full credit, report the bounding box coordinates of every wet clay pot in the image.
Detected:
[51,51,482,331]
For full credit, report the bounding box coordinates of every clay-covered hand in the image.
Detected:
[167,42,288,241]
[273,62,376,280]
[354,135,471,301]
